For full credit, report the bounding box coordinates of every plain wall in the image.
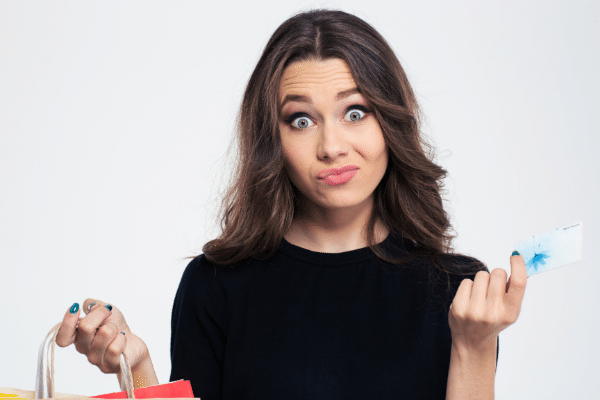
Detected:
[1,1,598,398]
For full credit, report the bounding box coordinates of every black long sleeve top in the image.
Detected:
[170,233,498,399]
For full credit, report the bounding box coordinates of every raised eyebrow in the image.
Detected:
[279,87,362,109]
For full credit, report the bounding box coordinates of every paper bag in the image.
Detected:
[0,322,198,400]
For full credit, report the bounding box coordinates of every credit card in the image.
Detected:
[514,222,583,277]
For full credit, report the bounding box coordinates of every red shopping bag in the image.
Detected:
[91,380,194,399]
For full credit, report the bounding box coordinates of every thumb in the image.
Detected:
[505,251,527,318]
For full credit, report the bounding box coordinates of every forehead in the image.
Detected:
[279,58,357,101]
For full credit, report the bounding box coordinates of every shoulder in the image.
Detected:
[176,253,265,300]
[174,255,216,304]
[182,252,257,276]
[178,254,216,288]
[382,236,487,276]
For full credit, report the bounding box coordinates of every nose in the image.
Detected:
[317,120,349,161]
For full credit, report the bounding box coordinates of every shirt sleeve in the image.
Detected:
[170,255,227,399]
[496,335,500,373]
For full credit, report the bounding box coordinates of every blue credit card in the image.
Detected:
[514,222,583,277]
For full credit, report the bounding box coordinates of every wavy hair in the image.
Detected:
[201,9,487,298]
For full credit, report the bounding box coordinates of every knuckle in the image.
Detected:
[86,353,98,366]
[462,311,476,323]
[74,342,86,354]
[471,308,485,321]
[511,277,527,289]
[501,315,515,326]
[484,313,499,325]
[452,307,467,320]
[98,324,115,338]
[78,320,94,334]
[106,343,122,358]
[98,363,108,374]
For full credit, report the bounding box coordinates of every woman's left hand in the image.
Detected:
[448,252,528,352]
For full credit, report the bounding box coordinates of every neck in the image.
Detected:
[284,196,389,253]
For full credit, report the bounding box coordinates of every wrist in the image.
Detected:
[451,334,498,357]
[131,355,158,388]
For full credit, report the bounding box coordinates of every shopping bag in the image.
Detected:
[90,380,194,399]
[0,322,198,400]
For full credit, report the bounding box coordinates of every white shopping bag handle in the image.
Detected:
[35,322,135,399]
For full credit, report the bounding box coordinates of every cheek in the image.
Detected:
[281,141,308,178]
[357,135,387,159]
[282,143,300,162]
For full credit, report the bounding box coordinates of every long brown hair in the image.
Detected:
[201,9,487,297]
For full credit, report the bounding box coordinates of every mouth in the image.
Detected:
[317,165,359,179]
[320,170,358,186]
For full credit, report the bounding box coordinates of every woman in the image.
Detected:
[56,9,527,399]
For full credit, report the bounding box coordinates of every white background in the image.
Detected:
[1,1,598,398]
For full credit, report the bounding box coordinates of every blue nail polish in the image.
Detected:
[121,331,125,335]
[69,303,79,314]
[512,251,520,256]
[105,305,112,311]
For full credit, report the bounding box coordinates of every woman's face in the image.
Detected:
[278,58,388,215]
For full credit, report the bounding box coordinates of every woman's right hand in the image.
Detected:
[56,299,149,375]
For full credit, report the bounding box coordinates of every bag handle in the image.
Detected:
[35,322,136,399]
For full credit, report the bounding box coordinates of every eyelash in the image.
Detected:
[284,104,370,130]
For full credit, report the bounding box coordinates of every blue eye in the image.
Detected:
[344,107,367,122]
[288,114,314,130]
[284,104,370,130]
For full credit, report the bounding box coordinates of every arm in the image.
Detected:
[445,336,498,400]
[169,255,227,398]
[446,252,527,399]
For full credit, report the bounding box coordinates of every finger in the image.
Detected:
[505,252,527,316]
[104,329,128,374]
[470,270,491,303]
[89,321,122,373]
[487,268,508,307]
[75,301,113,355]
[56,303,81,347]
[452,278,474,313]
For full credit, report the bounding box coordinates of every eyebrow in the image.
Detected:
[279,87,361,109]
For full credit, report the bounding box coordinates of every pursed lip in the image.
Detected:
[317,165,359,179]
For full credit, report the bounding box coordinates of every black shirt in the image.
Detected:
[170,233,498,399]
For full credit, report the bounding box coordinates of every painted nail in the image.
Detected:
[69,303,79,314]
[105,305,113,311]
[121,331,125,335]
[512,250,520,256]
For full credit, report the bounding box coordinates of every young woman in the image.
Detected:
[56,9,527,399]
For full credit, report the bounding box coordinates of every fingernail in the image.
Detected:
[121,331,125,335]
[512,250,520,256]
[105,305,113,311]
[69,303,79,314]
